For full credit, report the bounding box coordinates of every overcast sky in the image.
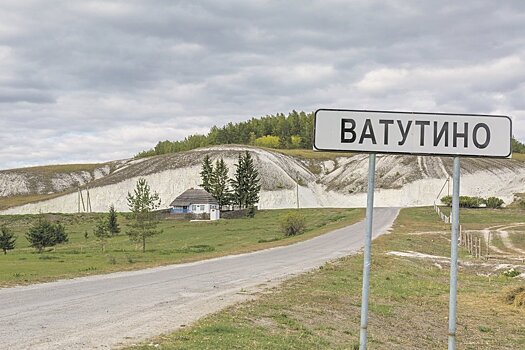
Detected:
[1,1,524,169]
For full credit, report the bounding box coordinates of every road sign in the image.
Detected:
[314,109,512,158]
[314,108,513,350]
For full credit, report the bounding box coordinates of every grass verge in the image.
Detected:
[0,208,363,287]
[127,207,525,350]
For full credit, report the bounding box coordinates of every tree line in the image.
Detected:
[135,110,525,158]
[135,110,314,158]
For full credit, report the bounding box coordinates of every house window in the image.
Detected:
[200,205,205,211]
[192,205,197,211]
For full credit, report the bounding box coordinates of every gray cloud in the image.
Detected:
[1,0,525,169]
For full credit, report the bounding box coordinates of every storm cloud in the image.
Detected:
[1,0,524,169]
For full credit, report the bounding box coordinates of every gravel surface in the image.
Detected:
[0,207,399,349]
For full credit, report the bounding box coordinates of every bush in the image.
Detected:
[460,196,485,208]
[246,206,256,218]
[280,212,306,236]
[26,218,69,253]
[502,268,521,278]
[441,195,452,206]
[485,196,504,209]
[440,195,485,208]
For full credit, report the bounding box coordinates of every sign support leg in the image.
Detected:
[359,153,376,350]
[448,156,460,349]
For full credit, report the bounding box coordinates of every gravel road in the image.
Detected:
[0,207,399,349]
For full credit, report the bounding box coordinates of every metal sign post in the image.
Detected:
[359,153,376,350]
[313,109,512,349]
[448,156,461,349]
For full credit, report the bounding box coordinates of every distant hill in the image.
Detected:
[1,145,525,214]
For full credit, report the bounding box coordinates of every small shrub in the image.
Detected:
[107,256,117,265]
[486,196,504,209]
[246,206,256,218]
[460,196,485,208]
[441,195,452,206]
[502,267,521,278]
[441,195,485,208]
[176,245,215,253]
[280,212,306,236]
[258,237,282,243]
[0,225,16,254]
[26,218,69,253]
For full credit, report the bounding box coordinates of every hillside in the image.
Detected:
[1,145,525,214]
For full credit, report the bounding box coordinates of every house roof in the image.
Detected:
[170,188,218,207]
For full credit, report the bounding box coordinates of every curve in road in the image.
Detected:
[0,207,399,349]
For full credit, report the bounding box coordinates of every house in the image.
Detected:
[169,188,220,220]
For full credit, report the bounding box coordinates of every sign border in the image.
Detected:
[313,108,513,158]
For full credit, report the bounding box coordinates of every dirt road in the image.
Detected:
[0,207,399,349]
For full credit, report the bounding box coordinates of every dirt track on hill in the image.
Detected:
[0,207,399,349]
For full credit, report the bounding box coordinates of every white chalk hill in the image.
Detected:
[1,145,524,214]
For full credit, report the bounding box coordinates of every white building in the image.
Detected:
[169,188,220,220]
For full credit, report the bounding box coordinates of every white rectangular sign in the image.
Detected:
[314,109,512,158]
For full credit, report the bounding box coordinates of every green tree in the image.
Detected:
[93,219,111,252]
[210,158,231,210]
[0,225,16,254]
[254,135,280,148]
[512,136,525,153]
[126,178,162,252]
[200,155,214,193]
[107,204,120,235]
[25,218,68,253]
[231,151,261,210]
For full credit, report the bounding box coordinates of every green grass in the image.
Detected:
[128,207,525,350]
[510,232,525,251]
[0,193,76,211]
[0,208,364,287]
[439,206,525,229]
[7,163,106,175]
[511,153,525,161]
[273,148,353,160]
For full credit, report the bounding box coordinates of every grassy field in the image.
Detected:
[0,208,364,287]
[0,192,75,211]
[273,148,354,160]
[128,207,525,350]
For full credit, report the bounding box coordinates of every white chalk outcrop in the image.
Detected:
[1,146,525,214]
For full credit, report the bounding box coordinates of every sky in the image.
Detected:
[1,0,524,170]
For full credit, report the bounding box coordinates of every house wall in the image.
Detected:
[189,203,218,214]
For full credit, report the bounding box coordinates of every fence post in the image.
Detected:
[486,231,490,259]
[478,238,482,259]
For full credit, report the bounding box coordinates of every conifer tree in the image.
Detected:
[107,204,120,235]
[93,219,110,252]
[25,218,68,253]
[231,152,261,209]
[0,225,16,254]
[243,151,261,209]
[200,155,214,192]
[210,158,231,209]
[126,178,161,253]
